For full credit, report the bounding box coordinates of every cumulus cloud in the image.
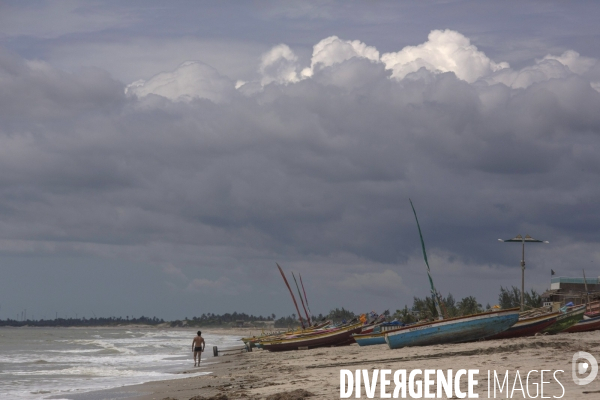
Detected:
[381,29,509,83]
[3,28,600,316]
[259,44,300,85]
[478,49,600,92]
[301,36,380,78]
[132,31,600,96]
[482,58,572,89]
[125,61,235,103]
[542,50,597,75]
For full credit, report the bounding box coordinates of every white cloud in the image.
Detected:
[301,36,380,78]
[481,50,599,90]
[482,58,572,89]
[542,50,597,75]
[381,29,509,83]
[124,61,235,103]
[259,44,300,85]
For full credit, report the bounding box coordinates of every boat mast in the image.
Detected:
[583,269,590,309]
[292,272,312,326]
[276,263,306,329]
[299,274,312,315]
[409,199,444,320]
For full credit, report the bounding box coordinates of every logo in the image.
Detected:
[572,351,598,385]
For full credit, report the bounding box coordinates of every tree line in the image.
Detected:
[0,315,164,327]
[392,286,542,323]
[0,286,542,328]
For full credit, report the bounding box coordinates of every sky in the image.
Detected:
[1,1,600,321]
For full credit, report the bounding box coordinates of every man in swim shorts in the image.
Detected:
[192,331,205,367]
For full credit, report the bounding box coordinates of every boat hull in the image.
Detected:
[354,333,387,346]
[564,315,600,333]
[486,312,559,340]
[259,322,363,352]
[541,306,586,334]
[353,326,408,346]
[385,309,519,349]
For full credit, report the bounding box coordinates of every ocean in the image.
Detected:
[0,327,242,399]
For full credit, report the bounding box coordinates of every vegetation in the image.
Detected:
[394,293,483,322]
[326,307,356,323]
[0,316,164,327]
[392,286,540,323]
[0,287,542,328]
[498,286,542,309]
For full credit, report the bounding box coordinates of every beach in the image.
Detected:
[116,330,600,399]
[0,326,244,400]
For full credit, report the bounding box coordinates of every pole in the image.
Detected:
[299,274,312,315]
[499,234,548,312]
[583,269,590,309]
[292,272,311,326]
[409,199,443,320]
[521,240,525,311]
[276,263,305,329]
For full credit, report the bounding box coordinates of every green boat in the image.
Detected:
[541,305,586,334]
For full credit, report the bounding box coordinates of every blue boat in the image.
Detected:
[387,201,519,350]
[353,322,405,346]
[384,308,520,349]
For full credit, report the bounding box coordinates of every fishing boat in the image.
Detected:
[385,308,520,349]
[564,314,600,333]
[356,314,387,334]
[540,305,586,334]
[584,300,600,318]
[352,321,406,346]
[258,321,363,351]
[485,310,559,340]
[241,320,332,349]
[384,201,519,350]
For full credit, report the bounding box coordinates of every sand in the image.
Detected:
[98,329,600,400]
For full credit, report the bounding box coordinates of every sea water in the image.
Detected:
[0,327,242,399]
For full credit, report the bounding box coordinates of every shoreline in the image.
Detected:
[67,331,600,400]
[0,325,274,333]
[44,327,251,400]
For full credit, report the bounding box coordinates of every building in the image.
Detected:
[541,276,600,307]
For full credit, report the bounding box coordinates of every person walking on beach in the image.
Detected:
[192,331,205,367]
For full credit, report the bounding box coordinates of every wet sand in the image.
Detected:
[104,330,600,400]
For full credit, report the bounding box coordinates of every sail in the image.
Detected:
[409,199,444,320]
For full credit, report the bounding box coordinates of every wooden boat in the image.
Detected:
[353,322,406,346]
[383,202,520,349]
[485,311,559,340]
[385,308,520,349]
[258,321,363,351]
[564,314,600,333]
[585,300,600,318]
[541,305,586,334]
[241,320,332,349]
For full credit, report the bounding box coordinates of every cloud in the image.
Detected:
[164,264,187,281]
[2,27,600,316]
[338,269,407,297]
[542,50,597,75]
[483,57,573,89]
[259,44,300,85]
[125,61,235,103]
[381,29,509,83]
[301,36,380,78]
[186,276,249,295]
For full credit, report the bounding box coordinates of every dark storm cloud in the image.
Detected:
[2,3,600,319]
